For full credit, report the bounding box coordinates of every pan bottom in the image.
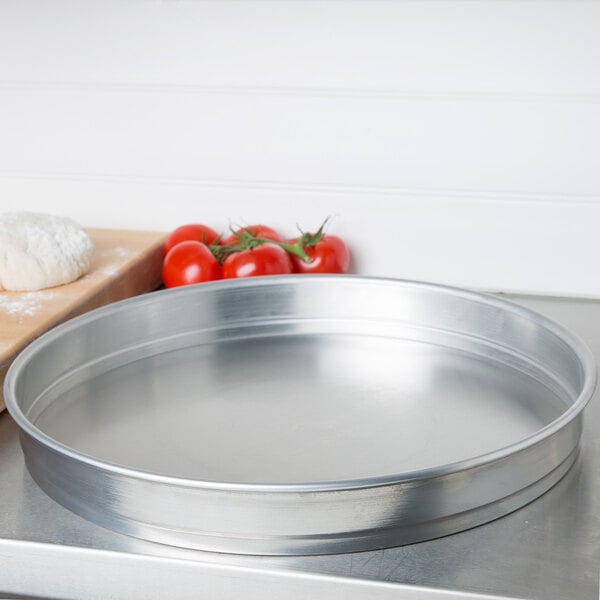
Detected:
[33,333,566,484]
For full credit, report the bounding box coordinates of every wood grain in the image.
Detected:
[0,228,166,412]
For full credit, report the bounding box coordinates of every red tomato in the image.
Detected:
[162,241,221,287]
[164,224,221,255]
[223,224,281,245]
[222,243,293,279]
[289,235,350,274]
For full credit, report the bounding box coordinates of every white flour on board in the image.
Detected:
[82,246,134,280]
[110,247,133,259]
[100,247,133,275]
[0,290,59,317]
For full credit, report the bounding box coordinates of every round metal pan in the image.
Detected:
[4,276,596,555]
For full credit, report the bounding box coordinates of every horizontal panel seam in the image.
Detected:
[1,170,599,205]
[0,81,599,104]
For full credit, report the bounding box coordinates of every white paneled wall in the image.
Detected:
[1,1,599,296]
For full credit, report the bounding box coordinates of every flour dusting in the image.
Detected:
[100,247,133,259]
[97,264,120,277]
[113,247,132,258]
[0,290,58,317]
[85,246,134,279]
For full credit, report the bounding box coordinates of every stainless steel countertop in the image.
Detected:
[0,294,598,600]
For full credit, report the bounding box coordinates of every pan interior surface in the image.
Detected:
[32,332,568,484]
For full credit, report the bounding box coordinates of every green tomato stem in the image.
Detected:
[208,218,333,265]
[277,240,310,263]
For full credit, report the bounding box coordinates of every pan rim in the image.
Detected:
[5,275,597,493]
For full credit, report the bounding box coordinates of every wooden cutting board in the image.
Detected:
[0,228,166,413]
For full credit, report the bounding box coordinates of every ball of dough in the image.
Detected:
[0,212,94,291]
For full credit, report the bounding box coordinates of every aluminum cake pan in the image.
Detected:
[4,276,596,555]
